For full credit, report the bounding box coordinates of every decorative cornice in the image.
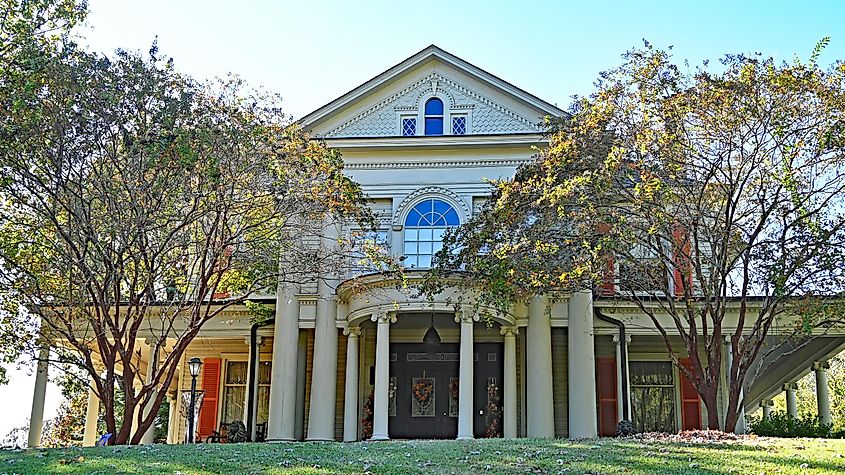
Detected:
[344,158,531,170]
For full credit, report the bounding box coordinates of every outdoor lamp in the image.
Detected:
[188,357,203,377]
[188,357,203,443]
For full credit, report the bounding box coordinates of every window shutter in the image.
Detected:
[679,358,702,430]
[198,357,221,438]
[596,357,618,436]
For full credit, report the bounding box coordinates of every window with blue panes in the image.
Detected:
[424,98,444,135]
[403,198,460,268]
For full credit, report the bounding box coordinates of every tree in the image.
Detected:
[430,41,845,431]
[0,0,88,385]
[0,41,375,444]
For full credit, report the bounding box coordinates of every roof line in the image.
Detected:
[299,45,567,128]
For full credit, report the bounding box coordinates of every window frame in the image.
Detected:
[216,355,273,429]
[402,198,461,269]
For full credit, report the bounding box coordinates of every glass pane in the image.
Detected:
[632,386,676,432]
[432,228,445,241]
[433,241,443,253]
[444,209,460,226]
[418,255,432,268]
[405,228,418,241]
[425,117,443,135]
[404,209,422,226]
[424,98,443,115]
[433,199,451,216]
[404,242,417,255]
[405,255,418,268]
[419,228,433,241]
[452,116,466,135]
[257,386,270,423]
[258,361,271,385]
[418,241,432,254]
[402,118,416,136]
[630,361,674,386]
[222,386,246,424]
[226,362,247,384]
[411,377,435,417]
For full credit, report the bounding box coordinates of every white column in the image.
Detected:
[613,334,631,422]
[267,282,299,442]
[166,392,177,444]
[27,344,49,448]
[141,340,159,444]
[294,331,307,440]
[307,221,340,441]
[343,327,361,442]
[785,383,798,418]
[814,361,831,426]
[500,326,518,439]
[526,296,554,438]
[244,335,263,441]
[82,380,100,447]
[761,399,772,418]
[456,312,477,440]
[724,338,746,434]
[371,312,395,441]
[568,290,598,439]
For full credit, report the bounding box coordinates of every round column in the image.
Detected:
[141,340,159,445]
[166,392,178,444]
[266,282,300,442]
[785,383,798,418]
[456,312,477,440]
[307,221,341,441]
[343,327,361,442]
[371,312,395,441]
[82,380,100,446]
[762,399,772,418]
[568,290,597,439]
[27,344,49,448]
[500,326,518,439]
[814,362,831,426]
[526,296,554,438]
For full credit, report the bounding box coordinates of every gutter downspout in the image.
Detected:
[246,318,275,441]
[595,309,630,421]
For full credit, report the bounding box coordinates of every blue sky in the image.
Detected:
[3,0,844,441]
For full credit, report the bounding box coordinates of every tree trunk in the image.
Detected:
[702,388,721,430]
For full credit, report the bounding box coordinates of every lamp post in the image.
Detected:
[187,357,203,443]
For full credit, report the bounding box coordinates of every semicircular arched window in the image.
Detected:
[403,198,460,268]
[424,98,444,135]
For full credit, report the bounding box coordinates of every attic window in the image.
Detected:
[401,117,416,136]
[451,115,466,135]
[424,98,444,135]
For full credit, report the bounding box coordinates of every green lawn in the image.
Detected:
[2,437,844,474]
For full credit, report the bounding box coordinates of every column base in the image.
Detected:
[369,434,390,441]
[305,437,335,442]
[266,438,297,443]
[456,435,474,440]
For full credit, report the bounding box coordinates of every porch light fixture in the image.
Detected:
[188,357,203,443]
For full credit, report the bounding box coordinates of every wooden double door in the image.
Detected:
[388,342,503,439]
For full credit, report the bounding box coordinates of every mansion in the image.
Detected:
[27,46,845,446]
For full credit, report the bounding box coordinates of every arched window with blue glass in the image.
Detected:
[403,198,460,268]
[424,98,444,135]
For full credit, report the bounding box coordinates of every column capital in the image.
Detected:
[343,326,362,337]
[783,382,798,391]
[612,334,632,344]
[244,335,264,346]
[500,326,519,337]
[454,311,479,324]
[761,399,774,407]
[144,337,158,347]
[372,312,397,325]
[812,361,831,371]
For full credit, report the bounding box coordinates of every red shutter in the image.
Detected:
[679,358,702,430]
[672,225,692,296]
[197,357,221,438]
[596,357,618,436]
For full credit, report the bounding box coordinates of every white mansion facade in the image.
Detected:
[27,46,845,446]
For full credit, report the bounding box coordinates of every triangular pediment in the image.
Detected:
[301,46,566,139]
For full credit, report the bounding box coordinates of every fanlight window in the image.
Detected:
[403,198,460,268]
[424,98,444,135]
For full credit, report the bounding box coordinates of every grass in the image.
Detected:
[1,437,844,474]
